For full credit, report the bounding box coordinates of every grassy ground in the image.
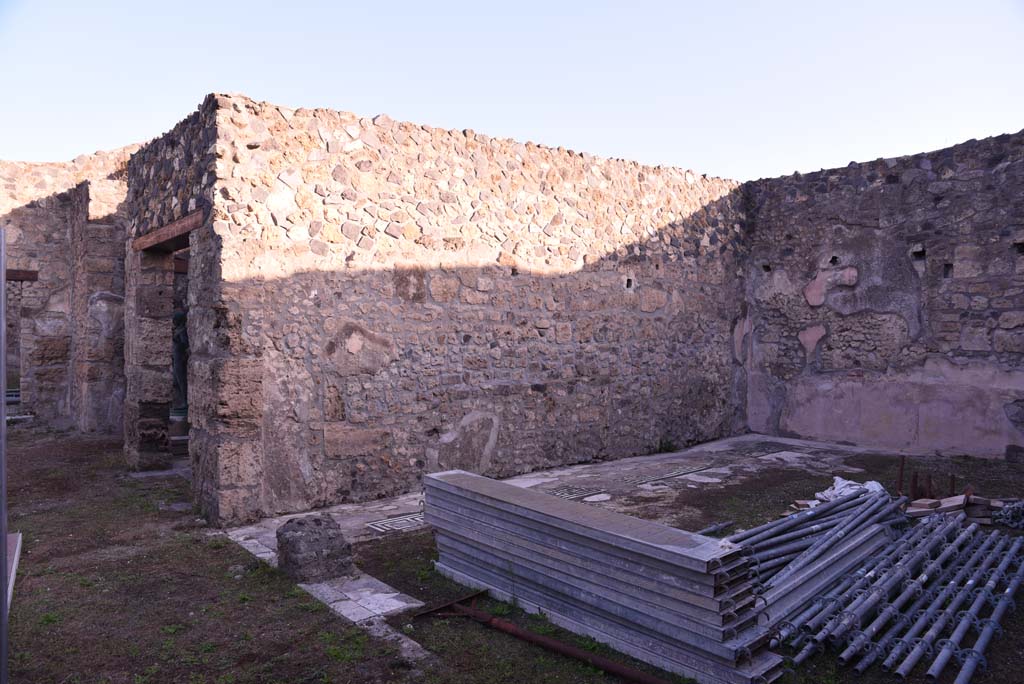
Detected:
[355,531,696,684]
[7,427,412,684]
[8,427,1024,684]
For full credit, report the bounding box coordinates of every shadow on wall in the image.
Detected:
[187,188,755,523]
[0,166,130,433]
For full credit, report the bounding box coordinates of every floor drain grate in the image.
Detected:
[623,464,714,486]
[547,485,607,500]
[366,512,426,533]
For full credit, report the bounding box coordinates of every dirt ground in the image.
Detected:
[8,426,1024,684]
[6,427,413,684]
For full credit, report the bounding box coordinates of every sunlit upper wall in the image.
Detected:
[209,94,745,283]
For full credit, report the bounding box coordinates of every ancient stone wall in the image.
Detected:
[201,94,747,522]
[0,148,134,426]
[123,96,219,469]
[69,179,129,434]
[743,130,1024,456]
[13,91,1020,523]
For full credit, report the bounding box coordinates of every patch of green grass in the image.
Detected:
[131,663,161,684]
[38,612,60,626]
[490,601,513,617]
[322,630,367,663]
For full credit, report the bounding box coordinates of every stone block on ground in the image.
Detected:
[276,514,354,582]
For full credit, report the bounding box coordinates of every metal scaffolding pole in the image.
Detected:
[1,229,9,684]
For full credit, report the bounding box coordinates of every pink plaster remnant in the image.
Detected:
[798,324,827,358]
[831,266,859,287]
[778,357,1024,457]
[803,271,828,307]
[804,266,859,307]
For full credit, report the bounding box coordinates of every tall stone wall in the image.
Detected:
[124,96,219,470]
[201,94,747,522]
[69,179,129,434]
[743,130,1024,456]
[0,148,134,426]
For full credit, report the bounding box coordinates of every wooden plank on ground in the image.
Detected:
[910,498,941,509]
[934,494,967,513]
[131,209,205,252]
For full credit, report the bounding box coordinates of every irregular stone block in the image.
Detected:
[276,514,354,582]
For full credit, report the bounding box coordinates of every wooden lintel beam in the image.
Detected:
[5,269,38,282]
[131,208,205,253]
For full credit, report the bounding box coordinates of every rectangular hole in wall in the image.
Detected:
[1015,242,1024,255]
[943,263,953,278]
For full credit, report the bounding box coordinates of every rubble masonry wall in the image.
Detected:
[742,131,1024,456]
[124,96,220,475]
[199,94,748,521]
[0,149,134,428]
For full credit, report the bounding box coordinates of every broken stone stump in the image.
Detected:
[276,514,354,582]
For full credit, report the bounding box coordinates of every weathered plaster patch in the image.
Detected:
[798,324,827,361]
[733,315,752,363]
[433,411,500,473]
[326,321,396,376]
[779,356,1024,456]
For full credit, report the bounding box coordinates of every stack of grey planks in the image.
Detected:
[424,470,783,684]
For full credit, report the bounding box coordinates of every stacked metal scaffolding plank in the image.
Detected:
[424,470,784,684]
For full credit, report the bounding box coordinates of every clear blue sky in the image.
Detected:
[1,1,1022,180]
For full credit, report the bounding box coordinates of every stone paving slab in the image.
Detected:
[226,432,903,553]
[298,573,425,623]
